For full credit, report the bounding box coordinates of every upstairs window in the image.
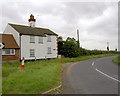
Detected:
[47,35,51,42]
[30,49,35,57]
[30,36,35,43]
[48,47,52,54]
[2,49,15,55]
[38,36,43,43]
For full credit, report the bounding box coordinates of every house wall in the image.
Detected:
[21,35,57,60]
[2,49,20,62]
[4,24,20,46]
[3,24,58,60]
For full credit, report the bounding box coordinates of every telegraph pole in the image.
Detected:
[107,42,109,51]
[77,29,80,48]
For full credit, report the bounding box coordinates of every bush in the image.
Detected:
[62,40,80,58]
[58,37,119,58]
[58,41,64,55]
[79,47,90,56]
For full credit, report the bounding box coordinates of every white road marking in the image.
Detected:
[95,68,120,82]
[92,62,94,66]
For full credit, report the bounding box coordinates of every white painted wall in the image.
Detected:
[3,24,58,60]
[45,35,57,59]
[21,35,57,60]
[3,24,20,46]
[29,21,35,27]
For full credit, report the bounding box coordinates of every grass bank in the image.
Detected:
[2,54,116,94]
[113,56,120,65]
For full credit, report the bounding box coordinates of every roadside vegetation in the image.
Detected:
[58,37,119,58]
[2,54,117,94]
[2,36,119,94]
[113,56,120,65]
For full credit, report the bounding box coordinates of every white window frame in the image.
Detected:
[2,49,15,55]
[30,36,35,43]
[48,47,52,54]
[38,36,43,43]
[30,49,35,57]
[47,35,51,42]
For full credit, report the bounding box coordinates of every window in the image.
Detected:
[47,35,51,42]
[2,49,15,55]
[30,36,35,43]
[48,47,52,54]
[38,36,43,43]
[30,49,35,57]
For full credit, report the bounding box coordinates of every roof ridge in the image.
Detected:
[8,23,58,36]
[8,23,49,30]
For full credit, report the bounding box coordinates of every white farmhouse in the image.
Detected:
[4,14,58,60]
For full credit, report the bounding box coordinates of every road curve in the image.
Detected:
[62,56,119,94]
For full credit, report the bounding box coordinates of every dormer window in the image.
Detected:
[30,36,35,43]
[47,35,51,42]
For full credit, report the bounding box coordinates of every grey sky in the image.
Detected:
[0,0,118,50]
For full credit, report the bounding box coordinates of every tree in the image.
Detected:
[58,36,63,42]
[62,37,80,58]
[58,41,64,55]
[58,36,64,55]
[79,47,90,55]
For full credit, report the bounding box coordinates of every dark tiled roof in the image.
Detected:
[0,34,19,49]
[9,23,58,36]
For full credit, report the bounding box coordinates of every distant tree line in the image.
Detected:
[58,36,119,58]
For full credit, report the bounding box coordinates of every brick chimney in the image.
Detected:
[28,14,36,27]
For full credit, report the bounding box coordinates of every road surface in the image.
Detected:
[62,56,119,94]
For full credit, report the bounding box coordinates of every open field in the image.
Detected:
[2,54,117,94]
[113,56,120,65]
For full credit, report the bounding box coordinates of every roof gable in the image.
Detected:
[9,23,58,36]
[0,34,19,49]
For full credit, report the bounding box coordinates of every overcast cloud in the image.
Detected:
[0,0,118,50]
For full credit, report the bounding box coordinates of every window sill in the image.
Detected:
[30,42,35,43]
[38,42,43,44]
[2,54,15,56]
[47,41,51,42]
[47,53,52,54]
[30,56,35,57]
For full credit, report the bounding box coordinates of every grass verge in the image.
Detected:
[2,54,116,94]
[113,56,120,65]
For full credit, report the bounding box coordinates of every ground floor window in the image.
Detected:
[30,49,35,57]
[2,49,15,55]
[48,47,52,54]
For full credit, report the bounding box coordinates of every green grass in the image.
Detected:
[2,54,116,94]
[113,56,120,65]
[2,61,63,94]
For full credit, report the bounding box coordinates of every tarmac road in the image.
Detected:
[62,56,119,94]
